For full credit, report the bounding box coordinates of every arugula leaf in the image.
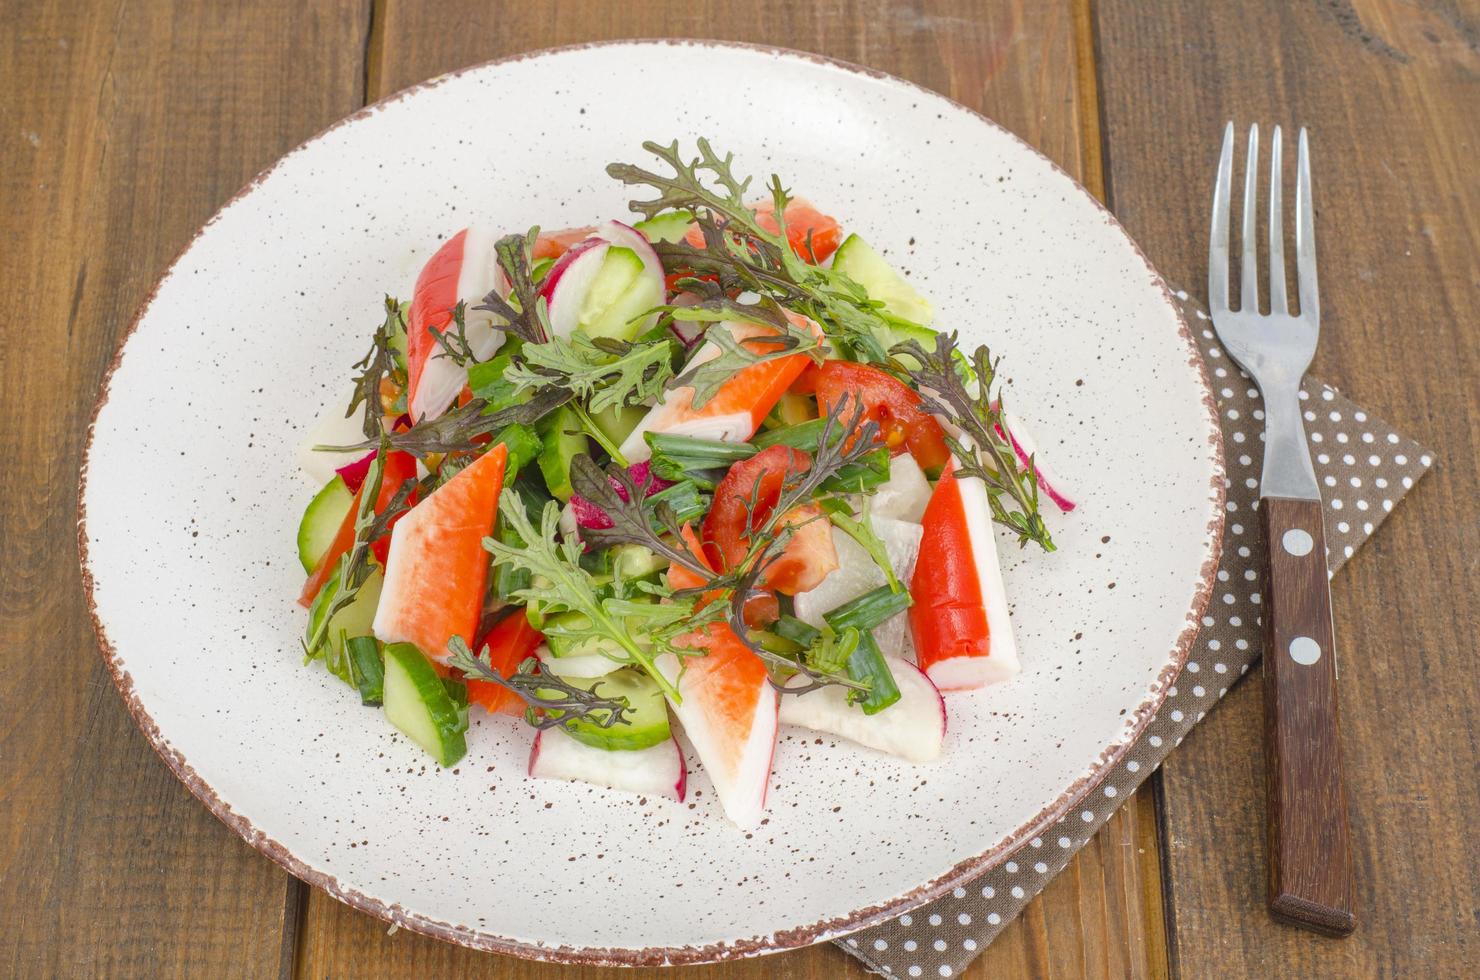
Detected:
[506,332,676,415]
[892,332,1054,551]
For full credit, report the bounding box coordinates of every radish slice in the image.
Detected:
[998,410,1076,513]
[529,729,686,801]
[909,459,1020,690]
[539,238,611,338]
[407,225,508,423]
[333,449,377,494]
[569,461,673,530]
[794,516,923,660]
[595,219,665,336]
[866,452,932,524]
[297,390,366,487]
[780,657,946,762]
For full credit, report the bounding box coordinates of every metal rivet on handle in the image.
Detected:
[1282,528,1314,556]
[1289,636,1322,665]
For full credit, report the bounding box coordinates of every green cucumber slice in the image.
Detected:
[611,544,669,581]
[832,234,935,326]
[382,643,469,766]
[296,476,354,572]
[536,405,588,502]
[592,403,646,447]
[304,566,384,680]
[558,668,671,751]
[542,611,624,661]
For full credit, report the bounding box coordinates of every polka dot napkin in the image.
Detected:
[837,289,1436,979]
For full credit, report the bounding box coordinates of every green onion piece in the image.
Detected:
[820,446,891,493]
[774,614,822,648]
[645,432,758,486]
[823,585,913,634]
[752,417,829,451]
[344,634,385,706]
[490,423,543,480]
[840,631,900,715]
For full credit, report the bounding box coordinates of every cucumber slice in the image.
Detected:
[296,476,354,572]
[832,234,935,327]
[382,642,469,766]
[344,635,385,706]
[633,211,694,244]
[536,405,588,502]
[542,611,624,661]
[558,668,672,751]
[611,544,669,581]
[575,247,658,342]
[303,566,384,679]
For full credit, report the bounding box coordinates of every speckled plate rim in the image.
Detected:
[77,38,1226,967]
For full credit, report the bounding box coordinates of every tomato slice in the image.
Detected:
[813,361,950,471]
[465,612,544,715]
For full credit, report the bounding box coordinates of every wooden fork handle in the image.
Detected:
[1259,496,1356,936]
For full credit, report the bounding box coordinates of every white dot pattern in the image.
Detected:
[840,289,1435,980]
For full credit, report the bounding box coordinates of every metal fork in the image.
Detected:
[1209,123,1356,937]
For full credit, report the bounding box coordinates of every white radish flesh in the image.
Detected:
[779,657,946,762]
[793,516,923,660]
[528,729,686,801]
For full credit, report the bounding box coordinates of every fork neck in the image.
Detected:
[1259,384,1321,502]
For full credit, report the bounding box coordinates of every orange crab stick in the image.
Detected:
[372,443,508,665]
[405,226,506,423]
[618,311,823,463]
[908,459,1020,690]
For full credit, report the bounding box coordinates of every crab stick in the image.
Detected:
[658,623,778,829]
[372,444,508,665]
[405,225,508,422]
[908,459,1020,690]
[618,311,823,463]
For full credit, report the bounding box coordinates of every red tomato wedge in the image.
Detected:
[659,622,778,829]
[908,460,1020,690]
[702,446,837,596]
[683,197,842,264]
[465,612,544,715]
[297,450,417,607]
[533,225,596,261]
[618,312,824,463]
[372,444,508,665]
[813,360,951,471]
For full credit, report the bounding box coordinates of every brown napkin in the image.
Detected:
[837,288,1436,978]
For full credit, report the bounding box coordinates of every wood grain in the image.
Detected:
[1096,0,1480,974]
[1259,496,1354,936]
[0,1,367,977]
[292,1,1169,977]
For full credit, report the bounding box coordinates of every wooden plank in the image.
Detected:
[0,1,367,976]
[294,2,1169,977]
[1094,0,1480,974]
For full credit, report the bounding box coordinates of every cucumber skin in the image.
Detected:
[297,476,354,572]
[382,643,468,767]
[559,669,672,751]
[536,405,588,503]
[303,567,384,682]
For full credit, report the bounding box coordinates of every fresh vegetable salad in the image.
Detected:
[295,141,1071,828]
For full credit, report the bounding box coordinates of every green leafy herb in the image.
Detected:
[323,388,572,459]
[819,497,903,593]
[346,297,408,439]
[670,316,819,409]
[446,636,633,732]
[568,455,714,578]
[428,301,485,368]
[893,332,1054,551]
[507,332,676,415]
[482,491,710,701]
[471,229,551,346]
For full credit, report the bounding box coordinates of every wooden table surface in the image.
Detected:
[4,1,1475,976]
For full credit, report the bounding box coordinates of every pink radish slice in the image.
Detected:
[993,408,1075,513]
[534,644,618,679]
[528,729,686,801]
[538,237,611,338]
[334,449,377,493]
[779,656,946,762]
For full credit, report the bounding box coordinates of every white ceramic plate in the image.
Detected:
[80,41,1223,965]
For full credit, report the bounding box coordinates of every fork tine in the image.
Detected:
[1208,122,1234,312]
[1296,128,1319,323]
[1268,126,1289,315]
[1240,123,1260,312]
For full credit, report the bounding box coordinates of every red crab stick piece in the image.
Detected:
[908,459,1020,690]
[372,444,508,665]
[618,311,823,463]
[405,225,506,423]
[658,623,778,829]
